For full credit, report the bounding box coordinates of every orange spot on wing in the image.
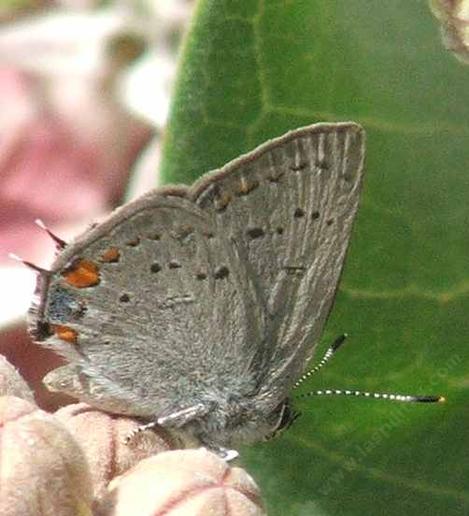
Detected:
[62,259,100,288]
[100,247,120,263]
[53,325,78,344]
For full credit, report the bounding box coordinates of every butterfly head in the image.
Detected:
[216,396,301,447]
[263,399,301,441]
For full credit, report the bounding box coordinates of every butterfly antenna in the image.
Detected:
[35,219,67,250]
[8,253,50,276]
[296,389,445,404]
[294,333,348,389]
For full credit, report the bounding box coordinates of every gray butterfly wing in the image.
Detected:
[29,189,265,419]
[191,123,365,409]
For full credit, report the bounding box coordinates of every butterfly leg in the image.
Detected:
[124,403,209,443]
[152,406,240,461]
[194,435,239,461]
[210,447,239,461]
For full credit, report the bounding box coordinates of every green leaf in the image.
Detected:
[160,1,469,514]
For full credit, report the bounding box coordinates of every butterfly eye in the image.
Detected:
[265,401,301,441]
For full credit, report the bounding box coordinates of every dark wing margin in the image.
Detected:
[191,122,365,407]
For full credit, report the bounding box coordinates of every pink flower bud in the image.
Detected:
[0,396,93,516]
[0,354,34,401]
[96,448,266,516]
[55,403,176,499]
[430,0,469,64]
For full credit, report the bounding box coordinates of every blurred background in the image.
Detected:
[0,0,194,408]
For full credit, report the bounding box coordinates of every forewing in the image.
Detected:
[29,189,264,418]
[192,123,365,406]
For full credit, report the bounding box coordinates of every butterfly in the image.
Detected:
[28,122,365,459]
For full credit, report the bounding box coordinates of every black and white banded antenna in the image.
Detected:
[297,389,444,404]
[293,333,348,389]
[294,334,445,404]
